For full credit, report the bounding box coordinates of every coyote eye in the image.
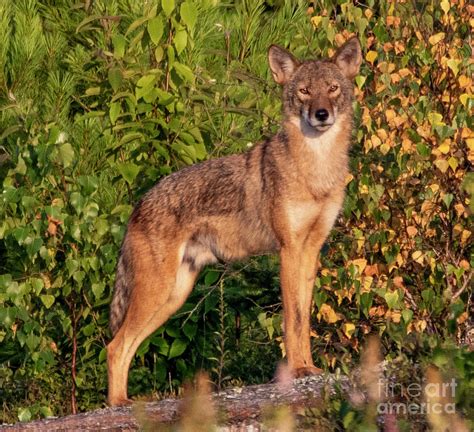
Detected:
[329,84,339,92]
[299,87,309,95]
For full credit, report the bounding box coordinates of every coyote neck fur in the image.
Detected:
[279,112,352,198]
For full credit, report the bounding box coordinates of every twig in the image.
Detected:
[451,271,472,303]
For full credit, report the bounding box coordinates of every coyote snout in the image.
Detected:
[107,36,362,406]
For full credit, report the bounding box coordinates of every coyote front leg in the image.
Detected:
[280,243,322,376]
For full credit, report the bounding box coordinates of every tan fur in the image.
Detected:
[107,37,362,406]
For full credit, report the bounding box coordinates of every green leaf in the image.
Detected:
[173,62,194,84]
[57,143,75,168]
[112,34,126,58]
[0,274,13,290]
[109,102,121,125]
[117,162,140,184]
[384,291,399,309]
[343,411,355,429]
[148,16,164,44]
[40,295,55,309]
[92,282,105,299]
[151,337,170,356]
[99,348,107,363]
[155,46,164,62]
[422,289,434,304]
[402,309,413,324]
[14,155,27,175]
[168,338,187,359]
[78,175,99,195]
[82,323,95,337]
[360,292,373,318]
[108,67,122,92]
[18,408,32,422]
[442,193,453,209]
[118,132,143,147]
[70,192,85,213]
[162,0,175,17]
[204,270,219,286]
[174,29,187,54]
[126,16,149,35]
[156,89,174,105]
[313,291,328,309]
[183,322,197,340]
[136,74,156,88]
[180,2,197,30]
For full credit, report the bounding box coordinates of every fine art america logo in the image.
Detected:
[377,377,457,415]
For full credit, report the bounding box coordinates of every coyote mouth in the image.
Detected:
[314,123,333,132]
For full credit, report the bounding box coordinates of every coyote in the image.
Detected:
[107,37,362,406]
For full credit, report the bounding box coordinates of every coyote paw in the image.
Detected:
[294,366,323,378]
[109,397,133,407]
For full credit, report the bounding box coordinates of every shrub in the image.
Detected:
[0,0,472,425]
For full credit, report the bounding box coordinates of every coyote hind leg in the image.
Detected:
[107,237,198,406]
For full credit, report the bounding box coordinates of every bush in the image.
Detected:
[0,0,472,425]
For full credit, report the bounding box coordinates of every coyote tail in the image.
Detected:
[109,243,132,337]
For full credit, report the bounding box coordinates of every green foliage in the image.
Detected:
[0,0,472,426]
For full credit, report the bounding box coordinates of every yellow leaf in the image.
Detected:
[318,303,341,324]
[461,230,471,244]
[320,268,330,277]
[377,129,388,141]
[361,276,373,294]
[435,159,449,173]
[371,134,382,148]
[342,322,356,339]
[448,156,459,172]
[459,93,473,107]
[455,204,466,217]
[458,75,471,88]
[437,140,450,154]
[447,59,460,76]
[380,143,391,155]
[427,112,445,126]
[390,311,401,323]
[351,258,367,274]
[440,0,450,14]
[365,50,378,64]
[412,250,424,264]
[398,68,412,78]
[375,82,386,93]
[407,226,418,237]
[311,16,322,27]
[390,73,401,84]
[402,138,413,152]
[428,32,445,45]
[414,319,427,332]
[466,138,474,151]
[385,109,397,123]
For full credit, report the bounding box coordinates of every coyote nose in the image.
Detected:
[315,109,329,122]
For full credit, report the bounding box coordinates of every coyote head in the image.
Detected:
[268,37,362,133]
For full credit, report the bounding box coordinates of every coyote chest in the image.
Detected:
[288,115,350,200]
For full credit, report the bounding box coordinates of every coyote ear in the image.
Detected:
[333,37,362,80]
[268,45,299,85]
